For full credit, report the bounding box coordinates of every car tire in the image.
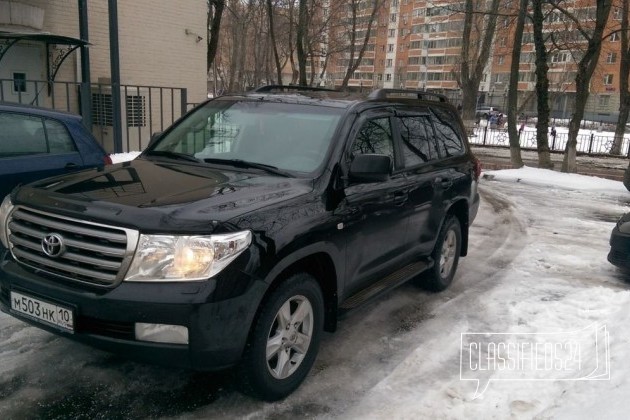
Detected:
[420,216,461,292]
[239,273,324,401]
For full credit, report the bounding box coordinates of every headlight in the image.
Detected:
[124,230,252,281]
[0,195,14,248]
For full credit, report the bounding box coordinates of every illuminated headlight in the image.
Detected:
[135,323,189,344]
[124,231,252,281]
[0,195,14,248]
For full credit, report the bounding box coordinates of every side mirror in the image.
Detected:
[349,154,391,183]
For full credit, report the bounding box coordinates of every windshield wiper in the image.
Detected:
[143,150,202,163]
[203,158,292,177]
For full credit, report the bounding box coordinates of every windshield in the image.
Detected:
[148,100,343,174]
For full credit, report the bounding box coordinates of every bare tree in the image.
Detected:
[558,0,613,173]
[457,0,501,129]
[612,0,629,156]
[207,0,226,73]
[340,0,384,88]
[506,0,528,168]
[531,0,553,169]
[266,0,284,85]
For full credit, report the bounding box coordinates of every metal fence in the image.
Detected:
[0,78,189,153]
[468,125,630,157]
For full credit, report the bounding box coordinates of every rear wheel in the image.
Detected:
[239,273,324,401]
[420,216,462,292]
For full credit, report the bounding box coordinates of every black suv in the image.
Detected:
[0,87,480,400]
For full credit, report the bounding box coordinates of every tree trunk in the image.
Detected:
[612,0,629,155]
[342,0,382,87]
[296,0,308,86]
[506,0,527,168]
[531,0,553,169]
[561,0,612,172]
[207,0,225,73]
[458,0,500,131]
[266,0,283,85]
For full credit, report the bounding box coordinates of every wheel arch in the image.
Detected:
[446,199,469,256]
[260,247,340,333]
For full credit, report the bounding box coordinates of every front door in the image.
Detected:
[335,113,413,297]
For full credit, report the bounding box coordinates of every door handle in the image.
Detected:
[64,162,79,169]
[393,191,408,205]
[433,177,453,189]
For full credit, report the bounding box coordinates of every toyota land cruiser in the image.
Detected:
[0,86,480,400]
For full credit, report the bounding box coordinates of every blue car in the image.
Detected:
[0,103,111,200]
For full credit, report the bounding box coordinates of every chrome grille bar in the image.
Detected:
[7,206,139,288]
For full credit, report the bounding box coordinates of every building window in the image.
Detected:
[611,32,620,42]
[499,37,507,47]
[377,73,383,81]
[607,52,617,64]
[126,95,146,127]
[388,44,394,52]
[12,72,26,93]
[497,55,504,65]
[92,93,113,126]
[604,74,614,85]
[386,59,393,67]
[388,29,396,37]
[598,95,611,107]
[390,13,397,22]
[614,7,622,20]
[386,74,392,81]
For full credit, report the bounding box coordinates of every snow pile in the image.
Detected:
[483,166,628,194]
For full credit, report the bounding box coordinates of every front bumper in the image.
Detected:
[0,257,266,371]
[608,225,630,269]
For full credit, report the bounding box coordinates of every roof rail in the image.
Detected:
[367,89,449,103]
[253,85,337,93]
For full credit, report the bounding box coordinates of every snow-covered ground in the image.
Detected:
[1,161,630,419]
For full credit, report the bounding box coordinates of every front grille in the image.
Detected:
[7,207,139,288]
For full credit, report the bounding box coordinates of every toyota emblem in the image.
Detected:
[41,233,66,258]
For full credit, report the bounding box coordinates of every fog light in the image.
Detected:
[135,323,189,344]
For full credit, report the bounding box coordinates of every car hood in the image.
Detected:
[14,159,314,233]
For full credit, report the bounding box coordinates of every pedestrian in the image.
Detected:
[519,121,525,136]
[550,123,557,148]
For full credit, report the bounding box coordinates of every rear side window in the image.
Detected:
[0,113,46,156]
[397,116,438,167]
[351,117,394,160]
[0,113,76,157]
[45,119,77,153]
[430,108,465,157]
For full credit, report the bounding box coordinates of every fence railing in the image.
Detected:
[468,125,630,157]
[0,78,188,153]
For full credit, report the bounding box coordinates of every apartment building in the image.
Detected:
[329,0,626,122]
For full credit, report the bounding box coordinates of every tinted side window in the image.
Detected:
[45,119,77,153]
[430,108,465,157]
[397,116,438,167]
[351,117,394,160]
[0,113,46,156]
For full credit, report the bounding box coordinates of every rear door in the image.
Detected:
[394,111,444,256]
[0,112,85,198]
[406,107,471,254]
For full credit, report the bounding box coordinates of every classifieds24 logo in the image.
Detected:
[460,324,609,399]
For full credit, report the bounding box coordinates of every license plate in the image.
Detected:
[10,291,74,333]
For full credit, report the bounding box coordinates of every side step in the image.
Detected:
[339,259,433,311]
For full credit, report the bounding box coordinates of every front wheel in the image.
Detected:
[239,273,324,401]
[420,216,462,292]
